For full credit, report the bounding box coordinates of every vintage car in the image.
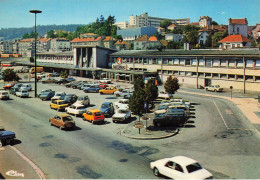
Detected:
[42,78,58,84]
[0,91,9,100]
[15,90,29,98]
[154,104,190,115]
[150,156,213,179]
[9,87,20,95]
[75,95,90,106]
[80,84,92,90]
[49,114,75,130]
[100,102,114,117]
[20,84,32,91]
[114,88,133,97]
[99,87,119,94]
[82,109,105,124]
[38,89,53,97]
[65,103,87,116]
[99,82,108,89]
[3,82,16,90]
[158,91,172,100]
[0,130,16,145]
[63,94,78,105]
[84,85,102,93]
[50,100,69,111]
[66,77,76,82]
[51,92,66,101]
[153,110,187,127]
[55,78,69,85]
[99,78,111,84]
[65,81,79,88]
[205,85,223,92]
[112,108,131,123]
[48,72,60,77]
[114,99,129,109]
[39,91,55,101]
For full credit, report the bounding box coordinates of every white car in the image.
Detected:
[158,91,172,100]
[0,91,9,100]
[20,84,32,91]
[114,99,129,109]
[15,90,29,98]
[114,89,133,98]
[150,156,213,179]
[112,108,131,123]
[51,92,66,101]
[65,103,87,116]
[205,85,223,92]
[99,78,111,84]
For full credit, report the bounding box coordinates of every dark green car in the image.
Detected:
[9,87,20,95]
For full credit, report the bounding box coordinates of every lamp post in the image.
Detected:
[29,10,42,98]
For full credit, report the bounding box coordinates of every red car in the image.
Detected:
[99,83,108,89]
[3,82,16,90]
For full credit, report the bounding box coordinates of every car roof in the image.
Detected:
[168,156,197,166]
[88,109,101,113]
[55,100,65,102]
[57,113,71,117]
[102,102,112,104]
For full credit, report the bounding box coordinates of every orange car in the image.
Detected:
[49,114,75,130]
[3,82,16,90]
[82,109,105,124]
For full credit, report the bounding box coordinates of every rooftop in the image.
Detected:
[218,35,251,43]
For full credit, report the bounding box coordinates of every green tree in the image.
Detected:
[205,35,213,48]
[144,78,158,108]
[212,21,218,25]
[2,68,20,82]
[60,71,68,78]
[47,30,56,38]
[164,75,179,96]
[183,25,199,46]
[212,31,228,47]
[160,20,172,30]
[166,41,181,49]
[129,78,146,116]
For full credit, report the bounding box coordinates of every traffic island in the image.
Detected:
[120,117,179,140]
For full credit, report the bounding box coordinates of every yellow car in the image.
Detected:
[50,100,69,111]
[99,87,119,94]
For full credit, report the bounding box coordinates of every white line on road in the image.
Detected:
[213,100,229,129]
[9,145,46,180]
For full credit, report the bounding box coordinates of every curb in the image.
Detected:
[120,128,180,140]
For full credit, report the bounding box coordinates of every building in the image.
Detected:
[113,22,129,29]
[50,38,71,52]
[251,24,260,41]
[18,38,34,57]
[0,41,13,54]
[228,18,248,37]
[71,37,103,47]
[115,41,130,50]
[80,33,98,38]
[134,35,161,50]
[117,26,158,41]
[109,49,260,93]
[103,36,116,49]
[38,38,51,53]
[129,12,190,28]
[218,34,251,49]
[165,33,184,42]
[199,16,212,27]
[198,25,228,45]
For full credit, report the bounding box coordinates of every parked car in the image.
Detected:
[50,100,69,111]
[114,88,133,97]
[49,114,75,130]
[65,81,78,88]
[48,72,60,77]
[114,99,129,109]
[100,102,114,117]
[150,156,213,179]
[99,87,119,94]
[55,78,69,85]
[3,82,16,90]
[13,83,22,89]
[153,111,188,127]
[114,85,123,92]
[99,83,108,89]
[82,109,105,124]
[15,90,29,98]
[84,85,102,93]
[9,87,20,95]
[99,78,111,84]
[20,84,32,91]
[0,91,9,100]
[154,104,189,115]
[65,103,87,117]
[63,94,78,105]
[38,89,53,97]
[75,95,90,107]
[66,77,76,82]
[158,91,172,100]
[0,130,16,145]
[205,85,223,92]
[112,108,131,123]
[80,84,92,90]
[39,91,55,101]
[51,92,66,101]
[42,78,58,84]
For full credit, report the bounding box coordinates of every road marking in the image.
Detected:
[9,146,46,180]
[213,100,229,129]
[225,109,233,114]
[5,170,24,177]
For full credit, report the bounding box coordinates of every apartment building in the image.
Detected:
[199,16,212,27]
[117,26,158,41]
[50,38,71,52]
[18,38,34,57]
[0,41,13,54]
[228,18,248,37]
[113,22,129,29]
[129,12,190,28]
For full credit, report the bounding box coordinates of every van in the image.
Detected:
[0,91,9,100]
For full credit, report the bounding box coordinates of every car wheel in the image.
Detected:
[92,120,94,124]
[5,139,11,145]
[153,167,160,177]
[205,88,208,91]
[59,126,63,130]
[155,122,161,127]
[100,92,103,95]
[214,89,217,92]
[113,120,116,123]
[49,121,53,126]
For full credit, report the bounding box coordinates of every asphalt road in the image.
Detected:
[0,76,260,179]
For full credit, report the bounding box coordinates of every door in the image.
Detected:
[205,78,211,87]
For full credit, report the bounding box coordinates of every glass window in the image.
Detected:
[158,70,162,74]
[205,73,211,77]
[143,58,148,64]
[186,59,191,65]
[246,60,253,67]
[237,60,243,67]
[220,74,227,79]
[221,60,227,67]
[255,76,260,81]
[212,60,219,66]
[229,74,235,79]
[152,58,157,64]
[163,70,167,74]
[134,58,139,63]
[186,163,202,173]
[229,60,235,67]
[174,59,179,65]
[213,73,219,78]
[255,60,260,68]
[168,59,173,65]
[186,72,191,76]
[206,60,211,66]
[245,76,253,81]
[192,59,197,66]
[237,75,244,80]
[174,71,179,75]
[199,59,204,66]
[163,59,168,64]
[180,59,185,65]
[192,72,197,76]
[198,73,204,77]
[180,71,185,75]
[168,71,173,74]
[158,58,162,64]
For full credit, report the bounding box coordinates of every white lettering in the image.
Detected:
[6,170,25,177]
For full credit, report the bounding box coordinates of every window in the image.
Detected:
[205,73,211,77]
[221,60,227,67]
[152,58,157,64]
[229,74,235,79]
[220,74,227,79]
[237,75,244,80]
[192,59,197,66]
[212,73,219,78]
[186,72,191,76]
[174,71,179,75]
[174,59,179,65]
[168,59,173,64]
[237,60,243,67]
[192,72,197,76]
[180,71,185,75]
[246,60,253,67]
[186,59,191,66]
[206,60,211,67]
[229,60,235,67]
[163,59,168,64]
[175,163,184,173]
[255,76,260,82]
[256,60,260,68]
[198,73,204,77]
[158,70,162,74]
[186,163,202,173]
[134,58,139,63]
[212,60,219,66]
[168,71,173,74]
[180,59,185,65]
[245,76,253,81]
[199,59,204,66]
[158,58,162,64]
[143,58,148,64]
[163,70,167,74]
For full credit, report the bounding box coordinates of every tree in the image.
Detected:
[212,21,218,25]
[166,41,181,49]
[47,30,56,38]
[160,20,172,31]
[129,78,146,116]
[205,35,213,48]
[183,25,199,46]
[164,75,179,96]
[2,68,20,82]
[144,78,158,108]
[212,31,228,47]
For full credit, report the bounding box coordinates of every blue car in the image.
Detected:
[84,85,102,93]
[66,77,76,82]
[39,91,55,100]
[100,102,114,117]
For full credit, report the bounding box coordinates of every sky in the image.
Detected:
[0,0,259,28]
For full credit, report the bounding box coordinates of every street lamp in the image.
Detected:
[29,10,42,98]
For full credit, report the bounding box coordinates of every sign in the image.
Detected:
[112,64,127,70]
[134,121,144,129]
[117,57,122,65]
[230,86,233,89]
[6,170,24,177]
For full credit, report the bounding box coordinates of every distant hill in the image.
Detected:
[0,24,85,41]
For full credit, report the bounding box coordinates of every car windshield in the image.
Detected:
[186,163,202,173]
[56,93,63,96]
[158,105,168,110]
[101,104,109,108]
[63,116,73,122]
[2,92,8,95]
[118,110,128,114]
[94,112,103,116]
[59,101,67,105]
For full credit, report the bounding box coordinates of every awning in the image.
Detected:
[115,73,120,76]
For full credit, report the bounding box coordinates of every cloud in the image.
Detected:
[218,11,225,15]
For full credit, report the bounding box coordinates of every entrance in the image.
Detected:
[205,78,211,86]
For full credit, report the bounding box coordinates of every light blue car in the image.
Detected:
[15,90,29,98]
[83,85,102,93]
